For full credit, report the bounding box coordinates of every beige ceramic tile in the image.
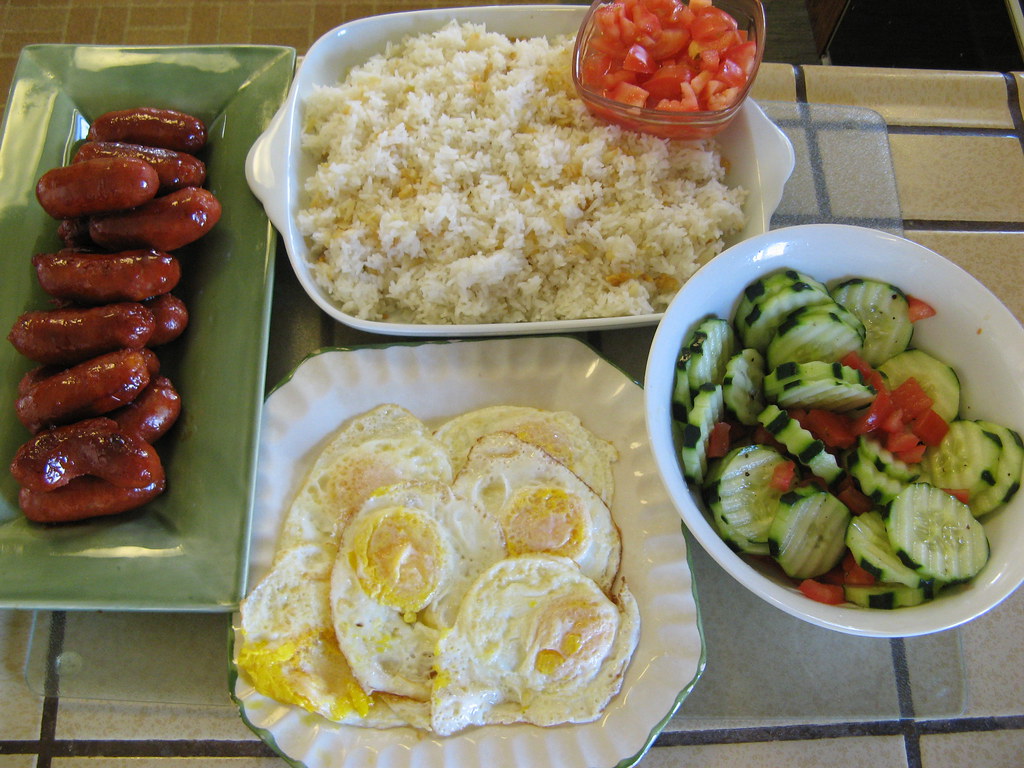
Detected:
[0,757,39,768]
[54,761,285,768]
[905,231,1024,323]
[919,729,1024,768]
[889,134,1024,223]
[0,609,44,741]
[639,736,908,768]
[55,698,257,741]
[752,62,797,103]
[804,66,1013,128]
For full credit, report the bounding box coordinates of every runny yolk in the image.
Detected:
[351,506,444,620]
[503,486,591,560]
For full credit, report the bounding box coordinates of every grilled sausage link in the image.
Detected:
[7,302,155,366]
[74,141,206,193]
[142,293,189,346]
[88,187,221,252]
[18,475,165,523]
[36,157,159,219]
[11,417,163,492]
[15,348,159,433]
[87,107,206,153]
[33,249,180,304]
[110,375,181,443]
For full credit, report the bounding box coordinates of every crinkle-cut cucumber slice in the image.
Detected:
[831,277,914,367]
[673,316,735,419]
[765,301,866,371]
[679,383,725,485]
[734,269,833,353]
[768,485,851,579]
[764,359,875,412]
[878,349,960,422]
[757,403,843,485]
[846,510,925,588]
[722,348,766,426]
[969,420,1023,517]
[919,420,1002,503]
[844,582,932,609]
[886,483,989,583]
[703,444,788,555]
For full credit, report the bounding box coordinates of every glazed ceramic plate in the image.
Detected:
[246,4,795,337]
[0,44,295,610]
[230,337,705,768]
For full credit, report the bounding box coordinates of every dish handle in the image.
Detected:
[244,104,292,236]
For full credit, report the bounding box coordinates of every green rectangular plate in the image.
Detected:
[0,44,295,611]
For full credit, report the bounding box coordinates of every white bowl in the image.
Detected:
[644,223,1024,637]
[245,4,794,337]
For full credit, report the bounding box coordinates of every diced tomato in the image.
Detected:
[699,47,721,71]
[705,85,740,111]
[842,551,877,586]
[726,39,758,75]
[717,57,746,87]
[648,26,691,59]
[885,429,922,456]
[769,460,797,492]
[800,409,857,450]
[894,441,928,464]
[880,406,906,435]
[691,6,738,42]
[890,377,933,420]
[907,295,937,322]
[853,387,895,435]
[911,408,950,446]
[632,1,662,35]
[819,565,846,585]
[707,421,731,458]
[841,351,887,394]
[624,43,657,73]
[836,477,874,515]
[945,488,971,504]
[642,62,693,101]
[798,578,846,605]
[608,80,650,107]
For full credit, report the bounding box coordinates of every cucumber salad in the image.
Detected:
[672,268,1023,609]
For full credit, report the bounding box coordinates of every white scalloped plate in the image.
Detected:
[229,336,704,768]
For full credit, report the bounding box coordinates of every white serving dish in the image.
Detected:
[231,336,704,768]
[245,4,795,337]
[645,223,1024,638]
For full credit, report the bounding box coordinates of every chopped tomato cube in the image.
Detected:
[691,5,738,42]
[890,377,933,419]
[705,85,740,110]
[624,43,657,73]
[769,460,797,492]
[648,26,691,59]
[798,578,846,605]
[853,387,895,435]
[608,80,650,107]
[707,421,731,458]
[699,48,721,71]
[642,62,693,101]
[907,295,937,322]
[726,39,758,74]
[842,552,877,586]
[895,442,927,464]
[717,57,746,86]
[886,429,922,455]
[800,408,857,450]
[836,477,874,515]
[841,351,887,393]
[912,408,950,446]
[945,488,970,504]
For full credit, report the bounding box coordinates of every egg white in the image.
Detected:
[433,405,618,505]
[452,432,621,592]
[430,554,640,736]
[331,480,506,701]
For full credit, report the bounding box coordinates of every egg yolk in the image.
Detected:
[531,596,615,682]
[502,486,591,560]
[350,506,445,621]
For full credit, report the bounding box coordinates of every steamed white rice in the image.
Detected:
[298,21,747,325]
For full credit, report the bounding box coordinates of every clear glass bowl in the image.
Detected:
[572,0,766,140]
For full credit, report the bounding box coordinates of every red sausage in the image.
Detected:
[87,107,206,153]
[34,249,180,304]
[15,348,158,433]
[110,375,181,443]
[19,475,165,523]
[57,217,94,249]
[7,302,155,366]
[10,417,163,492]
[142,293,189,346]
[36,157,159,219]
[74,141,206,193]
[88,187,221,252]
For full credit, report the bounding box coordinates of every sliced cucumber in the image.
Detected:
[765,301,865,371]
[722,348,766,426]
[831,278,913,367]
[886,483,989,583]
[679,383,725,484]
[846,435,919,505]
[919,420,1003,503]
[969,420,1024,516]
[757,404,844,485]
[763,359,875,412]
[843,583,931,609]
[846,510,925,588]
[673,316,735,420]
[768,485,851,579]
[878,349,960,422]
[704,444,789,555]
[734,270,833,353]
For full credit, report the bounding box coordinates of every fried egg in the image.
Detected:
[331,480,506,701]
[236,544,404,727]
[276,404,453,554]
[433,405,618,505]
[430,554,640,736]
[452,432,621,592]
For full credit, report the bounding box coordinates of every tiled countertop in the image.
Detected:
[2,2,1024,767]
